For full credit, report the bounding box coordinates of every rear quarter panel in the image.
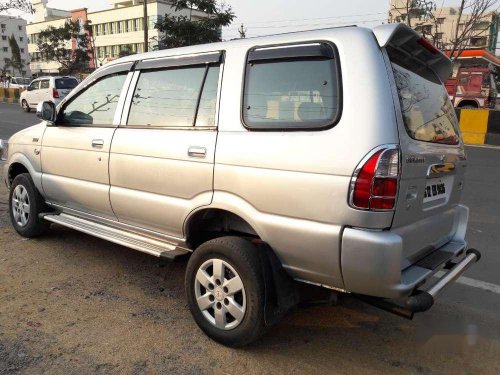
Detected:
[214,28,400,288]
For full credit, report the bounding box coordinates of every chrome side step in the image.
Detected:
[44,213,190,260]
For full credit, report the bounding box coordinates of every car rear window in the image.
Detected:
[392,62,460,145]
[55,78,78,90]
[243,43,340,130]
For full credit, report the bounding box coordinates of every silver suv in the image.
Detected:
[1,24,480,346]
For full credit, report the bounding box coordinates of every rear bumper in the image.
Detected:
[341,204,473,299]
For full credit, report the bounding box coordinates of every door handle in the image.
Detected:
[188,146,207,158]
[92,139,104,148]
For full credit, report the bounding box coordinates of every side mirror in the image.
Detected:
[36,101,56,123]
[27,86,33,91]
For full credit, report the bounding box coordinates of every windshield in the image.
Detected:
[55,78,78,90]
[392,62,460,145]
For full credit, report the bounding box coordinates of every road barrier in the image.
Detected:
[0,88,21,104]
[455,109,500,146]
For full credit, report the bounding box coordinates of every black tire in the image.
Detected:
[9,173,50,238]
[21,100,31,113]
[185,236,268,347]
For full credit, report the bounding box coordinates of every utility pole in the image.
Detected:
[143,0,149,52]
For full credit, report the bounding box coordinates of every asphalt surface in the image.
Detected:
[0,102,499,374]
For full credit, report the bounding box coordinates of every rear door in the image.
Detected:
[387,51,467,263]
[109,52,222,237]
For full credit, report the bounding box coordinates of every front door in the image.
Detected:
[109,54,222,237]
[41,67,132,219]
[26,80,40,106]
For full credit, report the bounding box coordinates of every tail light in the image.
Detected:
[52,88,59,99]
[349,146,400,211]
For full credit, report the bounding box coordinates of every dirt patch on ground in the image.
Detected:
[0,170,499,375]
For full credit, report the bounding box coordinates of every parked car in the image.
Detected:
[19,76,79,112]
[1,24,480,347]
[10,77,30,90]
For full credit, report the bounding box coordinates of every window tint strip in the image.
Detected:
[248,44,334,62]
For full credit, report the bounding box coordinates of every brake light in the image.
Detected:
[350,146,400,211]
[417,37,439,55]
[52,88,59,98]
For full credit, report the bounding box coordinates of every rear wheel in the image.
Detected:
[185,236,268,347]
[9,173,50,237]
[21,100,31,113]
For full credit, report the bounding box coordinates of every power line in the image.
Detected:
[226,11,388,28]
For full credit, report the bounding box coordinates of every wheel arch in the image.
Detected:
[457,99,479,108]
[184,207,261,250]
[6,154,43,194]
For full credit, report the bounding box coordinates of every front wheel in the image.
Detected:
[9,173,50,237]
[21,100,31,113]
[185,236,268,347]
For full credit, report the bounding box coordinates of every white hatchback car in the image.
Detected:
[20,76,78,112]
[10,77,30,90]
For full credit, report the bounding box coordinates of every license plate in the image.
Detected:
[423,176,452,203]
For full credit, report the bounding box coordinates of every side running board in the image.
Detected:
[43,213,190,261]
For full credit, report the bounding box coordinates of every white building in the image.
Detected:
[0,15,30,77]
[27,0,209,74]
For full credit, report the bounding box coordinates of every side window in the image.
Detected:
[40,80,50,89]
[195,66,220,127]
[243,43,340,130]
[59,73,127,126]
[29,81,40,91]
[127,65,218,127]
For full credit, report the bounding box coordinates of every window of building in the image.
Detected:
[109,22,114,34]
[1,36,6,41]
[20,48,24,53]
[125,20,131,33]
[60,73,128,126]
[134,18,141,31]
[437,18,445,24]
[436,32,444,40]
[1,24,5,29]
[470,36,487,47]
[18,26,22,31]
[127,65,215,127]
[243,44,340,130]
[102,23,107,35]
[3,47,7,52]
[19,36,23,42]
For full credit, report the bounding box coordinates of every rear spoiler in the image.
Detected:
[373,23,452,82]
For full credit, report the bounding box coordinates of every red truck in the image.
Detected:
[445,66,497,109]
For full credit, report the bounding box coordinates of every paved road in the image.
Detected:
[0,102,38,140]
[0,102,499,374]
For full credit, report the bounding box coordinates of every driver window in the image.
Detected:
[29,81,40,91]
[59,73,127,126]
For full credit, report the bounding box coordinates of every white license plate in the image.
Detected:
[423,176,453,204]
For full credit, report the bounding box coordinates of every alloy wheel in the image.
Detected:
[12,185,30,227]
[194,258,246,330]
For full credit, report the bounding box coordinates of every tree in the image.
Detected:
[36,20,92,74]
[4,34,23,75]
[155,0,235,48]
[445,0,498,62]
[0,0,34,13]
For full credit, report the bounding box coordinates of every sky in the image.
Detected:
[13,0,482,40]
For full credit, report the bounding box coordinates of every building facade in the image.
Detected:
[27,0,208,74]
[388,0,499,52]
[0,16,30,77]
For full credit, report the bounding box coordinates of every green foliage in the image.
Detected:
[36,20,91,74]
[155,0,235,48]
[4,34,23,75]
